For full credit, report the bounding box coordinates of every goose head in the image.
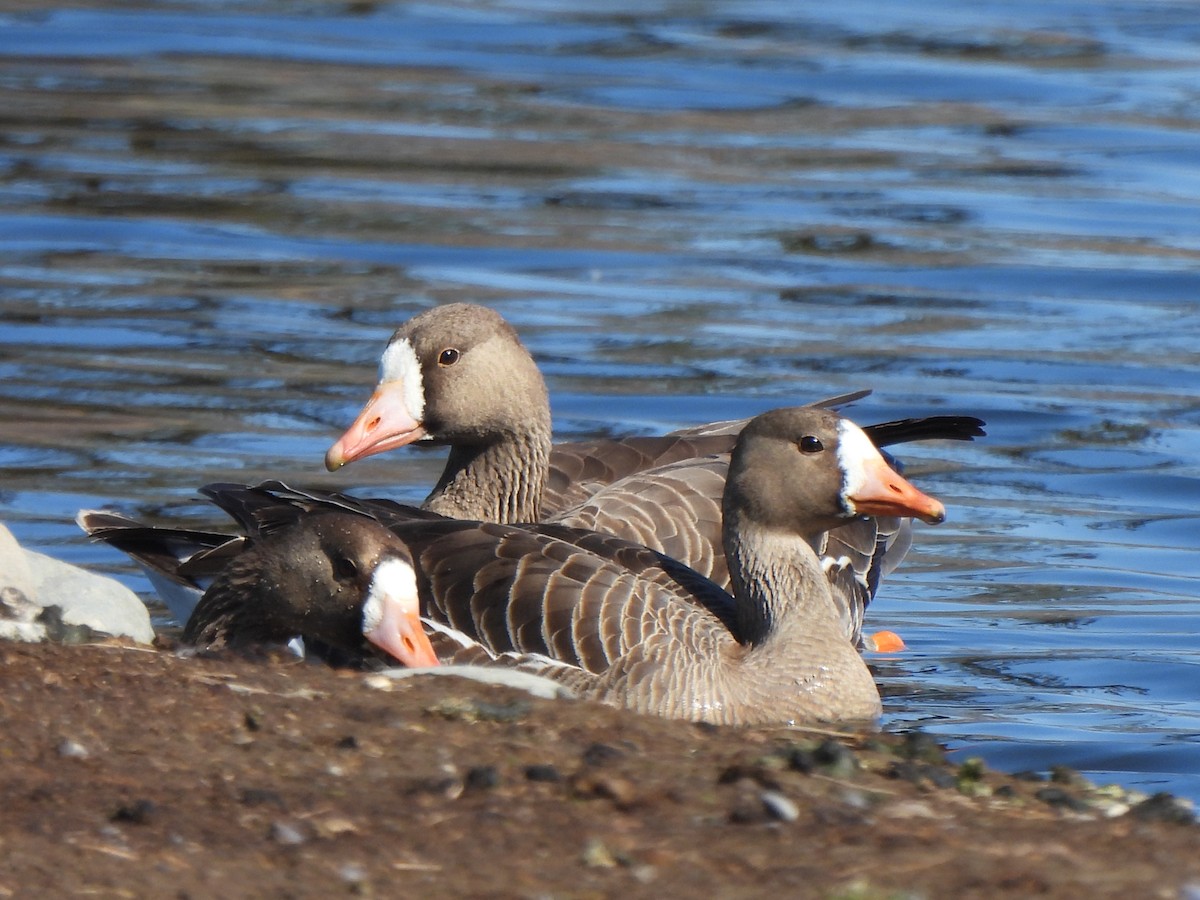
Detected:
[326,303,550,470]
[183,513,439,669]
[724,406,946,538]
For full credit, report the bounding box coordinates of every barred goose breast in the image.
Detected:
[184,406,947,725]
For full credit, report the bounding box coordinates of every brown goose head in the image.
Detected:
[722,406,944,651]
[724,406,946,538]
[183,513,438,669]
[326,303,551,470]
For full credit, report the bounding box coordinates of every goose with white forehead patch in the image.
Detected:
[323,302,982,648]
[182,512,438,670]
[187,406,946,724]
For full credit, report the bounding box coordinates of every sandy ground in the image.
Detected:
[1,639,1198,899]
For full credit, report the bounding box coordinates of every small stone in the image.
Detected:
[956,757,992,796]
[1130,792,1195,825]
[582,742,623,767]
[57,738,89,759]
[411,775,464,801]
[631,864,658,884]
[889,760,956,790]
[813,739,857,779]
[728,795,769,825]
[570,772,639,808]
[524,764,562,783]
[1035,786,1091,813]
[465,766,500,792]
[717,762,779,790]
[1049,765,1090,788]
[315,816,359,839]
[786,745,816,774]
[110,799,155,825]
[581,838,617,869]
[897,730,947,764]
[957,757,987,782]
[839,788,872,810]
[760,790,800,823]
[269,820,308,846]
[363,673,396,692]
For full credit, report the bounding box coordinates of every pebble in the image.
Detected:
[1034,786,1092,814]
[570,771,639,808]
[760,790,800,823]
[465,765,500,791]
[581,838,618,869]
[110,799,156,825]
[525,764,562,783]
[581,742,623,767]
[1130,792,1195,825]
[57,738,89,759]
[269,820,309,846]
[813,739,858,779]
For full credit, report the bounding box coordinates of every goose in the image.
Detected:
[322,302,983,640]
[181,511,438,670]
[79,408,971,643]
[183,406,947,725]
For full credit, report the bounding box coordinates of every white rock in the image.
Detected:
[0,523,154,645]
[0,525,36,603]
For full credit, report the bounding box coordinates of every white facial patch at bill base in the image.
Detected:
[836,419,885,515]
[377,337,426,425]
[361,556,422,638]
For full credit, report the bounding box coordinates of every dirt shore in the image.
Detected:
[1,639,1197,898]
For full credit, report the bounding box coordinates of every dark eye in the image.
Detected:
[332,555,359,581]
[798,435,824,453]
[438,348,460,367]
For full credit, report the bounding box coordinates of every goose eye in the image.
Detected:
[332,556,359,581]
[798,435,824,453]
[438,348,461,367]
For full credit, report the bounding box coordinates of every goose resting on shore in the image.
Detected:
[177,406,947,725]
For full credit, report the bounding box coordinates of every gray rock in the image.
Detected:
[0,523,154,645]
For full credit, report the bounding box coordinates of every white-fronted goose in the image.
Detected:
[183,407,946,724]
[182,511,438,669]
[323,302,984,639]
[79,407,970,647]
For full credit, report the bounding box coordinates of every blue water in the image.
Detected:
[1,0,1198,801]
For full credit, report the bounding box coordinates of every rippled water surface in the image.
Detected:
[2,1,1199,800]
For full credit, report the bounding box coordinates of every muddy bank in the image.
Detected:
[0,641,1197,898]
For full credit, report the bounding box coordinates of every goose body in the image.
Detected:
[176,407,947,725]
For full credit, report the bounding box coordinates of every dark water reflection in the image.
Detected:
[2,1,1199,799]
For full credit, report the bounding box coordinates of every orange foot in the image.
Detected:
[866,630,906,652]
